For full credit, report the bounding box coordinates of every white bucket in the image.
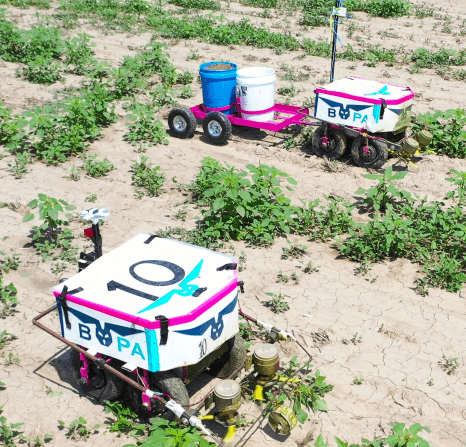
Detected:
[237,67,276,122]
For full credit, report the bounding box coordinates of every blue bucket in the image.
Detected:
[199,62,237,115]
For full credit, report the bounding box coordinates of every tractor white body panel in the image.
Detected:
[315,77,414,133]
[53,233,239,372]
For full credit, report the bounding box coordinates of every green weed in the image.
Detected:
[439,355,460,375]
[353,377,364,385]
[0,253,20,274]
[82,154,115,178]
[169,0,220,10]
[412,109,466,158]
[4,352,20,366]
[262,292,290,313]
[0,331,17,350]
[281,239,308,259]
[303,260,320,274]
[0,407,25,447]
[85,193,98,203]
[103,401,145,437]
[123,418,215,447]
[22,194,76,260]
[124,104,169,146]
[131,156,165,197]
[58,418,100,441]
[0,278,18,319]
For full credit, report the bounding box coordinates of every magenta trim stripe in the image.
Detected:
[350,76,414,92]
[53,277,238,330]
[202,104,235,112]
[316,89,415,106]
[241,105,275,115]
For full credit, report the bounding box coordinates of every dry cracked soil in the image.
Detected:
[1,0,466,446]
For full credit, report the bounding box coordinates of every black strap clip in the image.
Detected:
[144,235,158,244]
[57,286,83,329]
[193,287,207,297]
[217,263,237,271]
[155,315,169,345]
[238,281,245,293]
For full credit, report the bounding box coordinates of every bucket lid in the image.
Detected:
[237,67,275,78]
[254,343,279,360]
[215,380,241,398]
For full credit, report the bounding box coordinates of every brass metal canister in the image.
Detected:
[268,405,297,435]
[401,137,420,155]
[213,380,241,412]
[253,343,279,377]
[417,129,433,147]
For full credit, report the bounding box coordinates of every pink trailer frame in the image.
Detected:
[190,101,317,132]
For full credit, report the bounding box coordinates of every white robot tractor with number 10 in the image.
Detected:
[52,208,246,411]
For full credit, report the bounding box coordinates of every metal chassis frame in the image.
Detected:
[190,102,404,152]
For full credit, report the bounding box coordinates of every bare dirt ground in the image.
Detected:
[1,0,466,446]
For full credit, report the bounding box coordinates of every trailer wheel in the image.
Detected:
[203,112,232,145]
[70,350,125,402]
[153,371,190,420]
[351,136,388,169]
[312,125,347,160]
[168,107,197,139]
[207,334,246,379]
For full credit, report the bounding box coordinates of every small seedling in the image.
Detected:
[238,251,247,272]
[281,239,308,259]
[354,260,372,276]
[0,331,17,350]
[262,292,290,314]
[303,261,319,274]
[186,49,201,60]
[30,433,53,446]
[0,407,26,446]
[64,166,81,181]
[439,355,460,375]
[45,385,62,397]
[343,333,362,345]
[103,400,145,437]
[353,377,364,385]
[131,157,165,197]
[58,417,100,441]
[378,323,385,333]
[427,378,434,386]
[173,206,188,221]
[82,154,114,178]
[85,193,98,203]
[4,352,20,366]
[0,252,21,274]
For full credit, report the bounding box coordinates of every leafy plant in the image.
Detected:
[4,352,20,366]
[124,418,215,447]
[353,377,364,385]
[291,369,334,423]
[412,109,466,158]
[0,407,25,447]
[29,434,53,446]
[64,166,81,181]
[281,239,307,259]
[124,105,169,146]
[186,49,201,61]
[82,154,115,178]
[176,70,194,85]
[303,260,319,274]
[16,57,63,85]
[0,331,17,350]
[85,193,98,203]
[131,157,165,197]
[439,355,460,375]
[262,292,290,313]
[0,278,18,319]
[58,417,100,441]
[103,401,145,437]
[178,85,194,99]
[7,152,33,179]
[0,252,20,274]
[22,194,76,260]
[355,166,411,212]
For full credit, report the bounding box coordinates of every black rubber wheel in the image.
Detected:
[202,112,232,145]
[70,350,125,402]
[168,107,197,139]
[312,125,347,160]
[207,334,246,379]
[351,136,388,169]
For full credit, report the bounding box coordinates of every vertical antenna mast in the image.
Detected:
[330,0,343,83]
